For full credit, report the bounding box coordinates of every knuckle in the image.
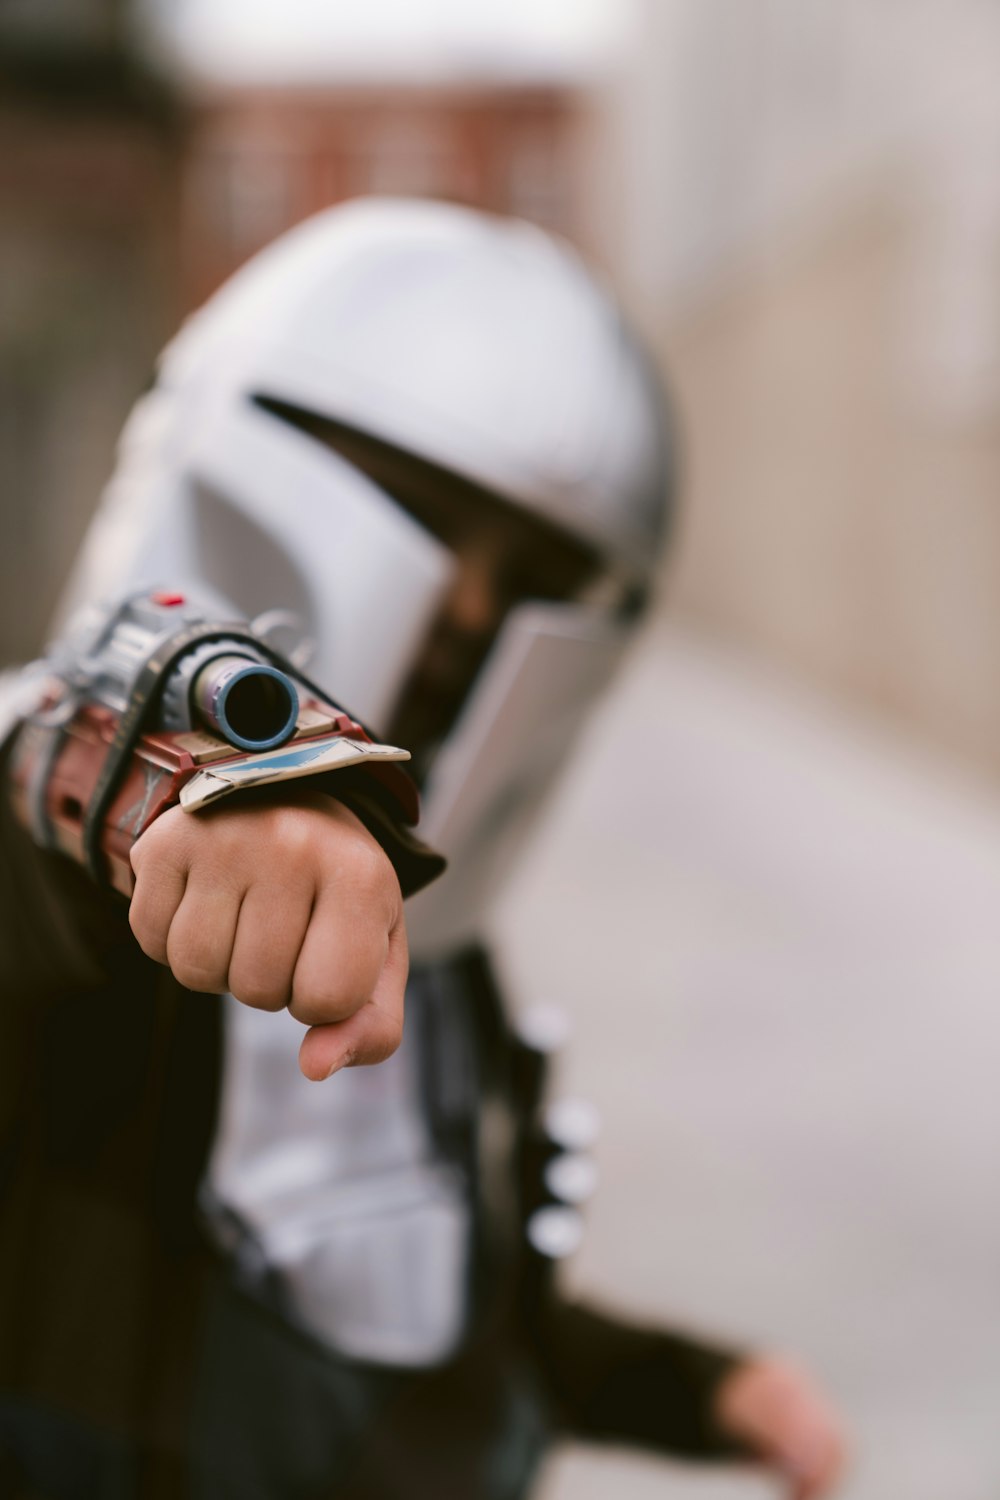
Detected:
[129,912,157,958]
[287,992,325,1028]
[141,808,187,861]
[169,951,224,994]
[317,807,384,881]
[351,836,392,895]
[265,806,317,865]
[289,984,355,1029]
[336,842,396,926]
[230,976,287,1012]
[129,920,160,963]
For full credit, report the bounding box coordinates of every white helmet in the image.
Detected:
[59,198,673,955]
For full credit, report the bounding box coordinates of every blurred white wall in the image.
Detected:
[583,0,1000,778]
[594,0,1000,408]
[589,0,905,315]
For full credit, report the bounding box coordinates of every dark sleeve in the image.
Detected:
[0,737,129,1004]
[533,1298,750,1460]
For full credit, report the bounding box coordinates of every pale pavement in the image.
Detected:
[493,613,1000,1500]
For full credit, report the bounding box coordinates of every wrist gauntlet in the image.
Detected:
[9,590,443,899]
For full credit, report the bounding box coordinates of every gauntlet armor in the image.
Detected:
[9,590,440,898]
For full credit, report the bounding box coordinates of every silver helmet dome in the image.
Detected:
[166,196,671,576]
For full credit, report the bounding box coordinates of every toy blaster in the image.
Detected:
[10,590,420,897]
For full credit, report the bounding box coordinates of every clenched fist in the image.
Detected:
[128,790,407,1081]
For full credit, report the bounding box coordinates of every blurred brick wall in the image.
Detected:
[179,84,587,311]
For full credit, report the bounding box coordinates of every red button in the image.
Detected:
[152,591,186,607]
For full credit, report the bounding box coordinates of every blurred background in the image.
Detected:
[3,1,1000,1496]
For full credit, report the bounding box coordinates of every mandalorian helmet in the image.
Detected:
[58,198,674,955]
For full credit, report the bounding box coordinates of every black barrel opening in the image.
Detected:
[224,671,296,746]
[194,656,300,752]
